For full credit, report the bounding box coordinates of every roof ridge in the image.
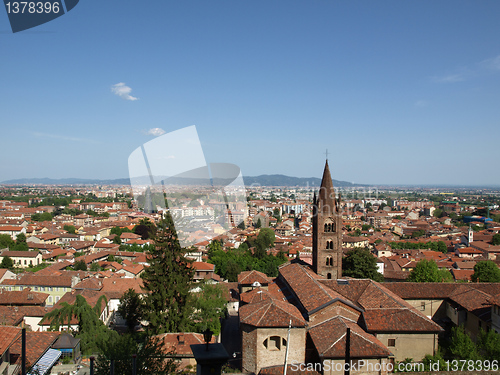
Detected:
[370,280,406,308]
[324,330,346,355]
[256,302,273,326]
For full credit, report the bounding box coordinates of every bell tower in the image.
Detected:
[312,160,342,279]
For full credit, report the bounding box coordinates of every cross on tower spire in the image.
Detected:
[325,149,329,160]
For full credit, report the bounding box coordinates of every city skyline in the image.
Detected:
[1,1,500,185]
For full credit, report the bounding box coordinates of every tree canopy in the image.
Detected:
[42,294,112,354]
[1,256,13,269]
[141,214,194,334]
[190,283,227,336]
[342,248,384,282]
[117,288,144,333]
[471,260,500,282]
[492,233,500,246]
[406,259,453,283]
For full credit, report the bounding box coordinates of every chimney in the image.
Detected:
[178,334,184,345]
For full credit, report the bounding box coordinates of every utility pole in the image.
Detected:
[283,320,292,375]
[344,328,351,375]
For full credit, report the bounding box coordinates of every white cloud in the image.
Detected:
[414,100,428,108]
[433,73,466,83]
[32,131,98,144]
[146,128,166,137]
[111,82,139,101]
[480,55,500,70]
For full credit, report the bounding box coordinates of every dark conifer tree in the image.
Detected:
[141,213,194,334]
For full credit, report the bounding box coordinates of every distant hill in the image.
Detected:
[243,174,361,187]
[0,175,362,187]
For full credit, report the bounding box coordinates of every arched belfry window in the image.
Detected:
[324,224,328,232]
[327,273,332,279]
[329,258,333,266]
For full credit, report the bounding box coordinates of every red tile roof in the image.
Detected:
[238,270,270,285]
[155,332,215,356]
[10,331,60,369]
[0,288,49,305]
[239,298,306,328]
[362,308,442,333]
[309,316,392,358]
[0,326,21,355]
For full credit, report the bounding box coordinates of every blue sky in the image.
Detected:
[1,1,500,185]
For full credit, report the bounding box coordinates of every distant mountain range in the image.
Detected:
[0,175,363,187]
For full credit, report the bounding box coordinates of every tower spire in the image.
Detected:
[318,160,336,214]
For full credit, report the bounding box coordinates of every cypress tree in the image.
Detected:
[141,213,194,334]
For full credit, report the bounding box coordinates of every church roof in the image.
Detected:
[279,263,356,314]
[238,270,270,285]
[239,298,306,328]
[308,316,392,358]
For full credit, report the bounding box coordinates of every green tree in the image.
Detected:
[42,294,111,354]
[134,218,157,240]
[448,326,479,360]
[74,260,88,271]
[433,208,443,218]
[437,241,447,253]
[12,233,28,251]
[63,225,76,234]
[1,256,13,269]
[407,259,452,282]
[471,260,500,282]
[190,283,227,336]
[477,328,500,361]
[89,262,101,272]
[342,248,384,282]
[95,333,185,375]
[117,288,144,333]
[254,218,262,229]
[491,233,500,246]
[237,221,246,230]
[225,259,242,282]
[141,215,195,334]
[0,234,14,249]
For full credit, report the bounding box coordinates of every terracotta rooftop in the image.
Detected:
[309,316,392,358]
[279,263,347,314]
[155,332,215,356]
[362,308,442,333]
[0,326,21,355]
[239,298,306,328]
[238,270,270,285]
[11,331,60,369]
[240,287,274,304]
[0,288,49,305]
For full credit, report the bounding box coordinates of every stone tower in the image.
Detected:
[312,160,342,279]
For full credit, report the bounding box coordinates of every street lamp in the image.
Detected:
[202,328,213,351]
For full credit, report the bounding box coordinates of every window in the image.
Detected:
[327,273,332,279]
[55,296,60,302]
[48,296,53,303]
[420,302,425,311]
[263,336,286,351]
[388,339,396,347]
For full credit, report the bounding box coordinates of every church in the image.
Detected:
[238,161,442,375]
